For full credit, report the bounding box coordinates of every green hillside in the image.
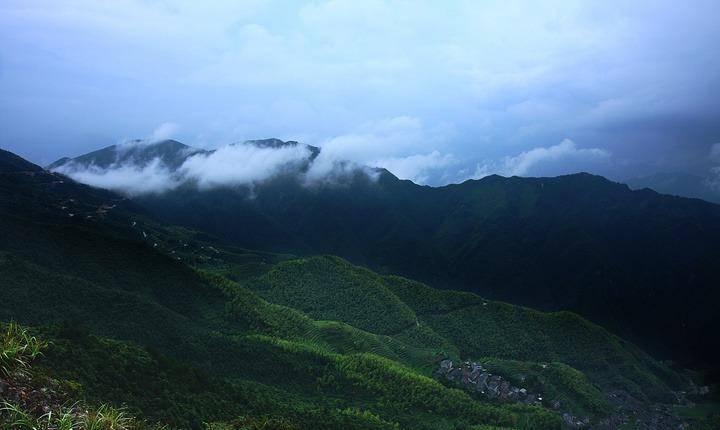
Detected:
[1,149,710,429]
[0,151,556,428]
[242,256,682,403]
[250,256,417,334]
[384,277,682,384]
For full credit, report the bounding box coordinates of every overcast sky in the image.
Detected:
[1,0,719,184]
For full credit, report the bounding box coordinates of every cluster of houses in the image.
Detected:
[436,359,591,428]
[436,359,542,405]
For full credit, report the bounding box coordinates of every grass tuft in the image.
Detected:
[1,321,48,377]
[82,404,134,430]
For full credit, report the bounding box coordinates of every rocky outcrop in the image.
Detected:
[0,373,67,417]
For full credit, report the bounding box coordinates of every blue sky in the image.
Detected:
[1,0,719,184]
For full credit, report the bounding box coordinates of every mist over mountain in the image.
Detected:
[49,138,332,196]
[48,140,720,375]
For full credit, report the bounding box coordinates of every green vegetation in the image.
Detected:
[477,358,608,418]
[126,150,720,371]
[0,149,709,429]
[238,255,682,404]
[0,243,562,429]
[1,321,47,377]
[0,323,151,430]
[27,326,559,430]
[383,275,683,401]
[250,256,416,335]
[0,235,678,429]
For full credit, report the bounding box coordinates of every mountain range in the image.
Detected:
[4,146,708,428]
[3,144,719,427]
[49,140,720,372]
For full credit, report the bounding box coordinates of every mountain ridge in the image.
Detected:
[42,141,720,371]
[46,138,321,172]
[625,171,720,204]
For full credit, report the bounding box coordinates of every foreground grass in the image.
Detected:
[0,323,153,430]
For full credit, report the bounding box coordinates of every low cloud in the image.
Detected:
[53,135,613,195]
[55,159,180,196]
[149,122,180,142]
[181,143,311,190]
[473,139,611,178]
[369,151,455,184]
[57,118,436,193]
[305,116,455,184]
[54,129,455,194]
[112,122,182,155]
[54,141,313,196]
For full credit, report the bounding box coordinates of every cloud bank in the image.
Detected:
[54,141,314,196]
[181,143,311,190]
[53,118,461,194]
[55,136,613,197]
[306,116,456,184]
[52,120,615,196]
[57,158,180,196]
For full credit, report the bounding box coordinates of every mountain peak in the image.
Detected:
[48,139,205,171]
[241,138,321,159]
[243,138,297,149]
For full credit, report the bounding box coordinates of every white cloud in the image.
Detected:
[369,151,455,184]
[181,143,311,190]
[473,139,611,178]
[305,116,455,183]
[53,116,458,193]
[149,122,180,142]
[54,140,314,194]
[55,158,180,196]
